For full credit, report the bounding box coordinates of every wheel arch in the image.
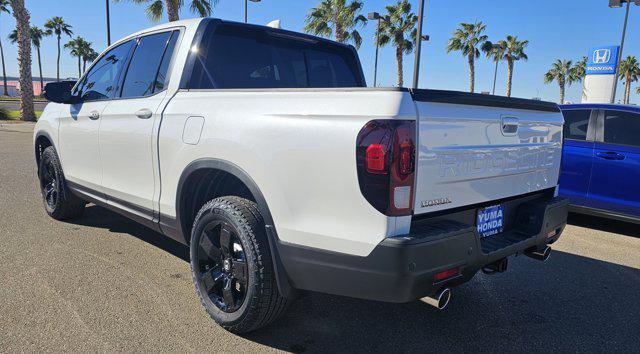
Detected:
[175,158,275,237]
[173,158,297,298]
[34,130,55,169]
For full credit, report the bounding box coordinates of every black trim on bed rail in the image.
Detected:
[410,89,560,113]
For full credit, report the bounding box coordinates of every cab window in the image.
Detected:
[73,40,134,101]
[189,24,364,89]
[120,31,178,98]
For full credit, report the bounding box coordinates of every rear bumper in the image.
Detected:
[277,194,568,303]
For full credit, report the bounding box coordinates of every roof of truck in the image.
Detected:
[560,103,640,113]
[117,18,204,43]
[113,17,354,51]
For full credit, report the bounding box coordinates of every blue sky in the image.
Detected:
[0,0,638,104]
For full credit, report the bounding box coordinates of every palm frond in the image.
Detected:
[0,0,10,14]
[190,0,215,18]
[44,16,73,38]
[7,29,17,44]
[146,0,164,21]
[304,0,367,47]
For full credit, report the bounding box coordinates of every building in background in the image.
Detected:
[2,76,59,97]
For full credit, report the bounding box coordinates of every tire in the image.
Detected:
[190,196,289,333]
[38,146,86,220]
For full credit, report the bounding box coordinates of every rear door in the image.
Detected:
[99,30,179,213]
[588,108,640,217]
[558,108,596,206]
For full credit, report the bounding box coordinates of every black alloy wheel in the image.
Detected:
[189,197,290,333]
[40,157,59,210]
[196,221,248,313]
[38,146,85,220]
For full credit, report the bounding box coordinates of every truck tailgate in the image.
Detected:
[411,90,563,215]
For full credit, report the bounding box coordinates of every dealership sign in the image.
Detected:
[586,46,620,75]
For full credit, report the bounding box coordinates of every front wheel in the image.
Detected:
[38,146,86,220]
[190,196,289,333]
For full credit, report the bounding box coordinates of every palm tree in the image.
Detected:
[376,0,417,87]
[9,26,45,93]
[481,40,505,95]
[636,86,640,96]
[82,47,98,73]
[618,55,639,105]
[304,0,367,49]
[544,59,576,104]
[446,21,488,93]
[65,37,90,78]
[44,16,73,81]
[571,56,588,83]
[115,0,214,22]
[497,35,528,97]
[0,0,10,96]
[8,0,35,121]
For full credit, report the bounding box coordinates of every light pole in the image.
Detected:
[245,0,261,23]
[106,0,111,46]
[608,0,639,103]
[412,0,428,89]
[368,12,389,87]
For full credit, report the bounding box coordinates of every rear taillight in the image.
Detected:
[365,144,386,174]
[356,120,416,216]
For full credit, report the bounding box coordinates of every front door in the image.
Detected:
[99,30,179,213]
[58,40,135,192]
[588,109,640,217]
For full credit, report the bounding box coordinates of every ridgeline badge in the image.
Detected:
[421,197,452,208]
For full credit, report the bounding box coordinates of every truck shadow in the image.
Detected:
[568,212,640,238]
[77,205,639,352]
[246,251,639,353]
[77,205,190,261]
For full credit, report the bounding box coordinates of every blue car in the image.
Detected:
[559,104,640,223]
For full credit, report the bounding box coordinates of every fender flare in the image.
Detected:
[174,158,297,298]
[34,130,56,166]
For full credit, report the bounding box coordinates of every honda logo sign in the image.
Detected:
[592,49,611,64]
[586,46,619,75]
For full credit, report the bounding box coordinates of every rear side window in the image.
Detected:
[603,110,640,147]
[562,109,591,140]
[189,24,364,89]
[120,31,177,98]
[154,32,179,92]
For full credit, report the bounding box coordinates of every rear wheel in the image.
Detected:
[38,146,86,220]
[190,196,289,333]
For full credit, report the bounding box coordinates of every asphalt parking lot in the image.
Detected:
[1,124,639,352]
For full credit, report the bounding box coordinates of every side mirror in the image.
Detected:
[43,81,77,103]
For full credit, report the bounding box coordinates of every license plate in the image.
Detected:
[476,204,505,238]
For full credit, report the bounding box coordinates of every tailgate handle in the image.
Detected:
[501,116,519,136]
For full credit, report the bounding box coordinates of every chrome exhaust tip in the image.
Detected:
[421,288,451,310]
[525,246,551,262]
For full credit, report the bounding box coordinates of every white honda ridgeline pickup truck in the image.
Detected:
[35,18,568,333]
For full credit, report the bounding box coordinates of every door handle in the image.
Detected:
[135,108,153,119]
[88,110,100,120]
[596,151,625,160]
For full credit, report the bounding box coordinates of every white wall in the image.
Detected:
[582,75,616,104]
